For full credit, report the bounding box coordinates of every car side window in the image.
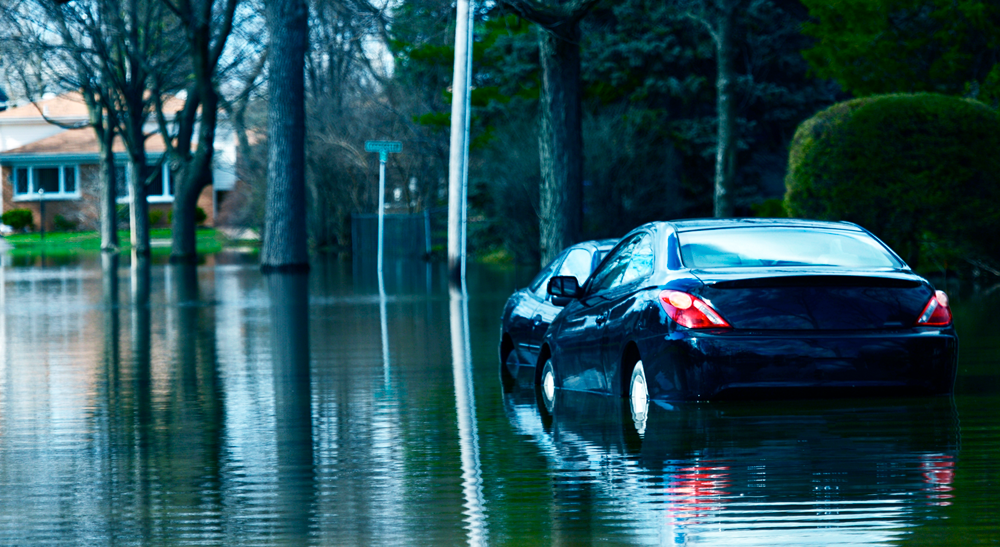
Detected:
[529,259,559,297]
[556,248,593,283]
[620,234,654,286]
[588,236,641,293]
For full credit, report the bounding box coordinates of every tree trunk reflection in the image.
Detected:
[267,271,315,538]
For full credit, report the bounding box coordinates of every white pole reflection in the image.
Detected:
[379,262,390,388]
[449,284,486,545]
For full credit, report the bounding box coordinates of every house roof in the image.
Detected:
[0,127,167,160]
[0,92,189,122]
[0,93,90,121]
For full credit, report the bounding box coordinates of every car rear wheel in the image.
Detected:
[500,343,516,392]
[539,359,558,414]
[628,360,649,434]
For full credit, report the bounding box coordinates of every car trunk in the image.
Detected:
[693,269,934,330]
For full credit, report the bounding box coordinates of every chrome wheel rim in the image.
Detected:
[629,360,649,435]
[541,360,556,413]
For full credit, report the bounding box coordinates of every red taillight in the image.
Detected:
[659,290,731,329]
[916,290,952,326]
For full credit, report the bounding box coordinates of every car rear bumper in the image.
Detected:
[643,328,958,401]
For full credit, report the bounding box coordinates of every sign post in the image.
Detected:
[365,140,402,289]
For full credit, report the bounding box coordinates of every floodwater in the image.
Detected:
[0,253,998,545]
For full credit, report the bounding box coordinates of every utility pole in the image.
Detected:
[447,0,474,287]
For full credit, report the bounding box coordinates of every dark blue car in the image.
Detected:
[499,239,618,389]
[539,219,958,407]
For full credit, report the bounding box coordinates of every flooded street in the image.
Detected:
[0,254,998,545]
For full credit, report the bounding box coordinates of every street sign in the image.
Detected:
[365,140,402,154]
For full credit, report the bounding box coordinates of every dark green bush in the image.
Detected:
[750,198,788,218]
[53,215,77,232]
[785,93,1000,269]
[2,209,33,232]
[149,210,164,226]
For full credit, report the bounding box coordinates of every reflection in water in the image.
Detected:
[450,284,487,545]
[267,272,315,540]
[380,279,390,388]
[504,387,960,545]
[1,256,999,544]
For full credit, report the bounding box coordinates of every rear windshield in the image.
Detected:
[678,227,903,269]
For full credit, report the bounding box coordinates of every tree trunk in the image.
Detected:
[97,124,119,253]
[713,1,738,218]
[537,23,584,267]
[170,95,217,264]
[170,161,210,262]
[129,157,151,257]
[261,0,310,272]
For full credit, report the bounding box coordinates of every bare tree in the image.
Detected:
[3,0,185,256]
[680,0,747,218]
[500,0,600,266]
[1,1,122,250]
[154,0,241,264]
[304,0,393,250]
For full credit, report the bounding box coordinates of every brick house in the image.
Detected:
[0,93,238,232]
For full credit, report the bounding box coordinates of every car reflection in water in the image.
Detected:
[503,383,959,546]
[499,239,617,389]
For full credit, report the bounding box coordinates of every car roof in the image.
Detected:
[568,238,618,250]
[664,218,864,233]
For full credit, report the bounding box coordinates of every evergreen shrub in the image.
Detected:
[785,93,1000,269]
[2,209,33,232]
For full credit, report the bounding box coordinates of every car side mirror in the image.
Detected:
[547,275,581,306]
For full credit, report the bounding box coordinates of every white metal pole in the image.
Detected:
[459,6,473,287]
[377,152,386,287]
[447,0,474,286]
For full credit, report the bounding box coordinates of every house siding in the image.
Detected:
[2,163,219,231]
[2,163,100,231]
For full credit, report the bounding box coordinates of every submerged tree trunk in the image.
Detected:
[169,89,218,263]
[87,100,119,253]
[713,1,737,218]
[537,23,584,266]
[261,0,310,272]
[170,160,212,262]
[129,155,151,257]
[99,138,119,252]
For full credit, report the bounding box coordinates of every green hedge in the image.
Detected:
[785,93,1000,269]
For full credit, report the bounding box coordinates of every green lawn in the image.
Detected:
[2,228,245,256]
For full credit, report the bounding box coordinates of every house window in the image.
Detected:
[12,165,81,199]
[116,162,174,203]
